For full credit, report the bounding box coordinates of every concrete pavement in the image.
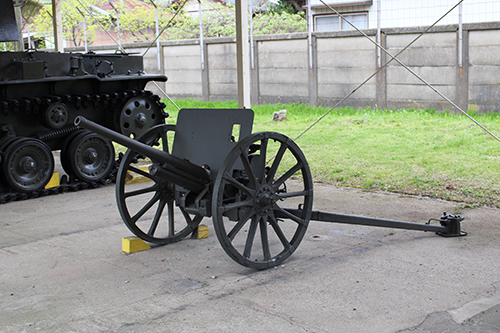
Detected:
[1,182,499,332]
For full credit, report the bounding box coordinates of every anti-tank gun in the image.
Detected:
[0,0,167,200]
[75,109,466,269]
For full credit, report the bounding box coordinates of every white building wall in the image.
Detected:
[311,0,500,30]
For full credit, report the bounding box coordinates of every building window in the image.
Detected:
[314,13,368,32]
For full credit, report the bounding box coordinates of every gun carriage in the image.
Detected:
[76,108,466,269]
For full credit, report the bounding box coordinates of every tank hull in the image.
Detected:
[0,50,168,198]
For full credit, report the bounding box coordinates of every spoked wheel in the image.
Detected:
[63,131,115,182]
[116,124,203,245]
[1,137,54,192]
[212,132,313,269]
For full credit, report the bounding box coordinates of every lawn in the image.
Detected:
[161,99,500,208]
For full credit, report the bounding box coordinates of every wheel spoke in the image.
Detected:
[227,208,254,241]
[266,142,287,184]
[273,205,307,227]
[240,147,258,189]
[148,197,167,236]
[243,216,259,258]
[260,217,271,261]
[268,215,291,250]
[167,200,175,237]
[180,208,195,224]
[255,138,268,183]
[222,171,255,196]
[131,192,161,223]
[124,183,160,199]
[221,198,254,214]
[273,162,302,189]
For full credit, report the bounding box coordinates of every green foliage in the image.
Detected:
[27,0,306,46]
[33,0,108,47]
[31,0,183,47]
[106,2,182,43]
[164,2,306,39]
[265,0,304,15]
[162,2,238,40]
[253,12,306,35]
[21,0,43,27]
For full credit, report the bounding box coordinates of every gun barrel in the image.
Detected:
[74,116,210,187]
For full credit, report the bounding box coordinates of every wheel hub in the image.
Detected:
[254,185,275,215]
[118,96,163,140]
[84,148,98,164]
[20,156,37,173]
[134,113,147,129]
[52,110,65,123]
[44,102,69,129]
[160,181,175,199]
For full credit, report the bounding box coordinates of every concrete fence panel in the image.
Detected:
[468,29,500,113]
[164,44,203,99]
[207,43,238,101]
[257,39,309,104]
[69,22,500,113]
[385,31,458,110]
[316,35,377,107]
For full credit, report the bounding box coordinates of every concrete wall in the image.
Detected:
[257,38,310,104]
[385,31,458,110]
[468,29,500,113]
[207,41,238,101]
[316,34,377,108]
[69,22,500,113]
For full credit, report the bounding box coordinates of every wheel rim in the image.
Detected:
[118,96,164,140]
[69,132,115,182]
[60,129,86,177]
[116,124,203,244]
[2,138,54,192]
[212,132,313,269]
[43,102,69,129]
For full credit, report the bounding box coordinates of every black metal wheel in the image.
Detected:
[65,131,115,182]
[212,132,313,269]
[1,137,54,192]
[117,96,164,140]
[116,124,203,244]
[42,102,69,129]
[60,129,86,177]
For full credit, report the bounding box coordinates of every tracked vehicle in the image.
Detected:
[0,0,168,201]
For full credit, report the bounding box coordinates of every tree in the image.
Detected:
[253,11,306,35]
[265,0,306,15]
[109,1,184,43]
[33,0,109,47]
[163,2,306,40]
[29,0,307,47]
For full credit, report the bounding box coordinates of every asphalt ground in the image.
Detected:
[1,180,499,332]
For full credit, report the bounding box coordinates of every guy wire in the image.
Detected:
[295,0,499,144]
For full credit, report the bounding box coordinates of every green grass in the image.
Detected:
[162,99,500,208]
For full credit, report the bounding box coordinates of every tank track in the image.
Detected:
[0,174,111,204]
[0,89,167,204]
[0,156,121,205]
